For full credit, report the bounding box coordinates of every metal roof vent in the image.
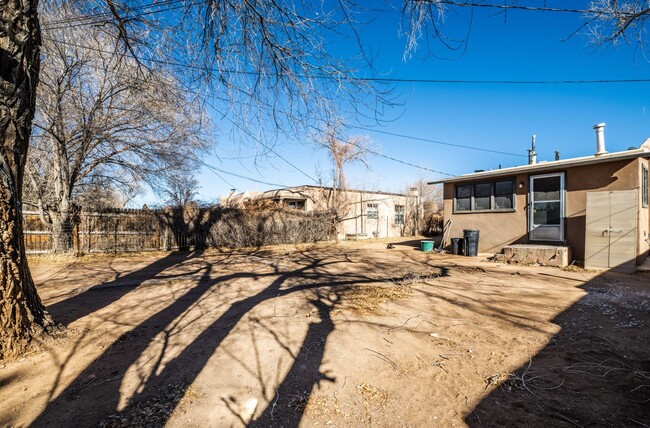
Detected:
[593,123,607,156]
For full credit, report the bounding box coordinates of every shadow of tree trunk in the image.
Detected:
[466,272,650,427]
[250,294,336,427]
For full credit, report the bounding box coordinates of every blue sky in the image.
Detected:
[135,2,650,205]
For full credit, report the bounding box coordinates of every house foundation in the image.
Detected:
[498,244,572,268]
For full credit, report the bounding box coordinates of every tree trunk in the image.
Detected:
[50,218,74,253]
[1,0,54,360]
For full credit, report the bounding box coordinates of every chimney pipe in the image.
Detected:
[593,123,607,156]
[528,135,537,165]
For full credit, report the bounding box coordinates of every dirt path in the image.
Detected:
[1,239,648,427]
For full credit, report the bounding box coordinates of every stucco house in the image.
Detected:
[429,124,650,272]
[220,185,419,239]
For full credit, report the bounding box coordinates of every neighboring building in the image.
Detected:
[430,124,650,272]
[220,185,419,239]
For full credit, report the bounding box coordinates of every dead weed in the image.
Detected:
[340,285,411,314]
[356,383,388,417]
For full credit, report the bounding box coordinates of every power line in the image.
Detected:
[308,124,454,177]
[432,1,607,15]
[43,36,650,86]
[201,162,288,188]
[42,33,649,97]
[43,0,190,29]
[43,0,637,30]
[350,126,527,158]
[37,36,457,176]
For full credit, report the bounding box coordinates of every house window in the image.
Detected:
[494,180,514,209]
[366,203,378,219]
[455,184,472,212]
[286,200,305,210]
[394,205,405,225]
[474,183,491,210]
[643,165,649,208]
[454,178,515,212]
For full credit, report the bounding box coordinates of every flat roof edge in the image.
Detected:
[428,149,650,185]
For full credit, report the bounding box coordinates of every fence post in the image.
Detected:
[73,222,79,255]
[156,222,160,251]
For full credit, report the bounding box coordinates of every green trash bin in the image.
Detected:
[421,240,435,253]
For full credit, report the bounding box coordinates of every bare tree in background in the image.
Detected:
[408,178,443,236]
[319,123,371,236]
[159,173,201,209]
[25,6,210,253]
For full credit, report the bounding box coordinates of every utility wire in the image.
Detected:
[201,162,288,188]
[350,126,527,158]
[308,124,455,177]
[43,36,650,86]
[43,0,189,29]
[432,0,620,15]
[43,0,637,29]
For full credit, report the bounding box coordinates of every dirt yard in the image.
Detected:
[1,239,648,427]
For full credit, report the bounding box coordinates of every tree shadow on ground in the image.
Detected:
[33,247,413,427]
[466,271,650,427]
[46,251,201,326]
[46,207,225,327]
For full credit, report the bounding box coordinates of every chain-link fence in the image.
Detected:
[23,206,333,254]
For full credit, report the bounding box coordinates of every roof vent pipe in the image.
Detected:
[594,123,607,156]
[528,135,537,165]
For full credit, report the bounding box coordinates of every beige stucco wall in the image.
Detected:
[338,192,410,239]
[443,158,648,265]
[443,173,529,254]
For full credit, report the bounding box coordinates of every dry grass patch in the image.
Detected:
[339,284,412,314]
[356,382,389,420]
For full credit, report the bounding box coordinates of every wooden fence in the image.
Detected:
[23,206,333,254]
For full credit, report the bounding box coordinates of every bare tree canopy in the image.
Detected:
[39,0,393,145]
[26,4,211,253]
[587,0,650,47]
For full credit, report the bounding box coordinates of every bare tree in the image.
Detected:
[0,0,56,359]
[587,0,650,48]
[404,178,443,236]
[319,123,370,236]
[25,7,210,253]
[159,173,201,209]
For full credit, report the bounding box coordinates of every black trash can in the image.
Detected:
[463,229,480,257]
[450,238,461,255]
[450,238,459,255]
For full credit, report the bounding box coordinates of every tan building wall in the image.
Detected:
[443,173,528,254]
[443,158,649,264]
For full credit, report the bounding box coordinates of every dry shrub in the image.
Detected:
[421,212,444,236]
[206,207,332,248]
